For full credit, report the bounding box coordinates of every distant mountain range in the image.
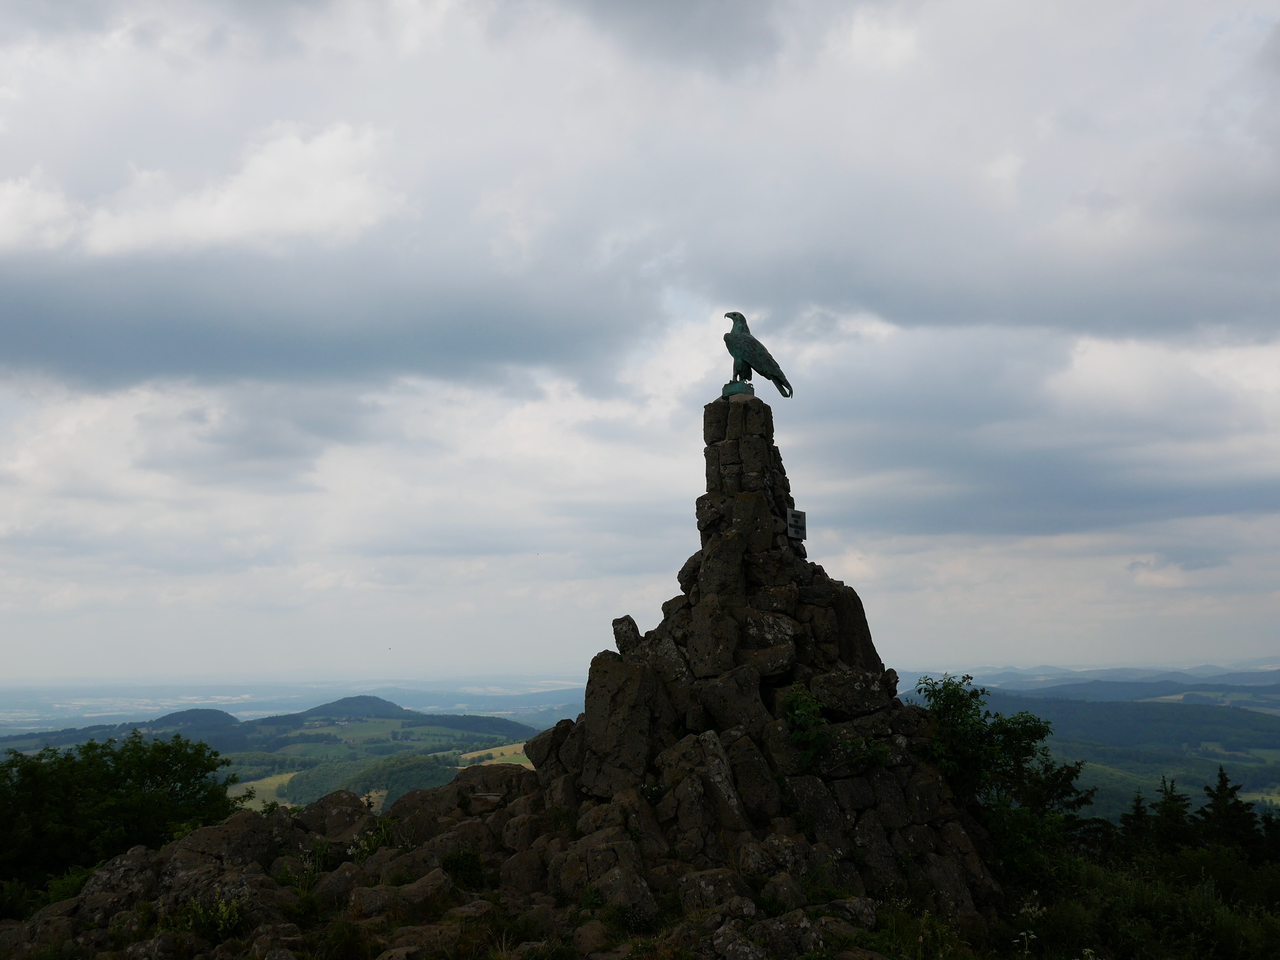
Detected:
[0,680,587,735]
[969,664,1280,691]
[992,680,1280,702]
[0,695,536,754]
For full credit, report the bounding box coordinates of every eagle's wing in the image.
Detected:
[725,330,793,397]
[725,331,784,380]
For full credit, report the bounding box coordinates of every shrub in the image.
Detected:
[781,687,831,773]
[164,896,247,944]
[441,847,489,889]
[0,731,245,919]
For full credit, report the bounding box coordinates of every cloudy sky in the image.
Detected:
[2,0,1279,682]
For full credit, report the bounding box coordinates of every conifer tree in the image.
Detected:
[1119,790,1150,853]
[1193,765,1258,851]
[1151,776,1193,854]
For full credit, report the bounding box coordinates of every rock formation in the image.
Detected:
[0,394,999,960]
[524,395,1000,920]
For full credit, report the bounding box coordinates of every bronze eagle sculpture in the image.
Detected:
[724,311,793,397]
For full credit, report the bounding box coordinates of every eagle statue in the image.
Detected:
[723,311,793,398]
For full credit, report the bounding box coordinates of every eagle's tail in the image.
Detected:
[771,374,793,398]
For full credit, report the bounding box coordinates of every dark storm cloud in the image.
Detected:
[549,0,784,73]
[3,0,1279,391]
[0,240,656,388]
[775,326,1280,538]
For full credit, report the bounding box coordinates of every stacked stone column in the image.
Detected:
[524,394,1001,921]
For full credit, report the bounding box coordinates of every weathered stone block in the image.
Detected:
[870,768,911,830]
[699,731,752,831]
[705,444,722,492]
[740,610,802,649]
[747,909,823,960]
[922,853,976,919]
[739,435,772,477]
[753,582,799,614]
[903,767,952,824]
[526,719,573,785]
[397,868,452,908]
[745,549,802,589]
[829,777,876,815]
[725,398,747,441]
[727,735,781,823]
[596,862,657,918]
[761,718,802,776]
[350,885,398,919]
[502,814,544,853]
[744,399,773,438]
[892,824,937,858]
[698,530,747,605]
[810,668,893,720]
[574,919,611,955]
[313,862,367,908]
[612,615,642,655]
[785,776,850,855]
[579,651,677,799]
[761,872,806,911]
[678,868,752,914]
[736,641,795,678]
[687,595,739,678]
[704,399,729,445]
[695,666,772,738]
[677,551,703,595]
[852,809,902,895]
[293,794,370,845]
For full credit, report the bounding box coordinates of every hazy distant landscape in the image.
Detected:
[958,661,1280,817]
[7,660,1278,824]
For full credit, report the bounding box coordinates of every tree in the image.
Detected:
[915,674,1095,815]
[1193,765,1259,852]
[1119,791,1151,853]
[1151,776,1193,854]
[915,674,1097,887]
[0,732,246,893]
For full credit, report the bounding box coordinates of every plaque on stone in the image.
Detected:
[787,508,806,540]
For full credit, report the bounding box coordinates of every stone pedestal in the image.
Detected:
[526,395,1002,920]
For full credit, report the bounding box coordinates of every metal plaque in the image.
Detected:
[786,508,806,540]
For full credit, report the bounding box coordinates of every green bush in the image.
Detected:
[164,896,247,944]
[0,731,245,919]
[780,687,831,773]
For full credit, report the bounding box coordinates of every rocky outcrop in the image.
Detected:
[524,395,999,920]
[0,394,997,960]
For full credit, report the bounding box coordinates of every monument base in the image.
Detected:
[722,380,755,397]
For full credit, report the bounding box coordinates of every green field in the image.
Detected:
[228,772,298,811]
[0,695,538,811]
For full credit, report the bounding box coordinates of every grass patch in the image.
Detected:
[442,848,491,890]
[162,896,247,945]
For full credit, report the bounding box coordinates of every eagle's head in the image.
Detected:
[724,311,749,332]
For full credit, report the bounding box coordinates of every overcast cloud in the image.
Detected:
[1,0,1279,681]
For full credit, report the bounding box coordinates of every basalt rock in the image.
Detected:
[521,395,1000,929]
[2,395,998,960]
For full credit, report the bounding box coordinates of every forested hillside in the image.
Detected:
[979,690,1280,819]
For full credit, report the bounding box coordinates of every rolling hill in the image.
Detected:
[0,695,539,811]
